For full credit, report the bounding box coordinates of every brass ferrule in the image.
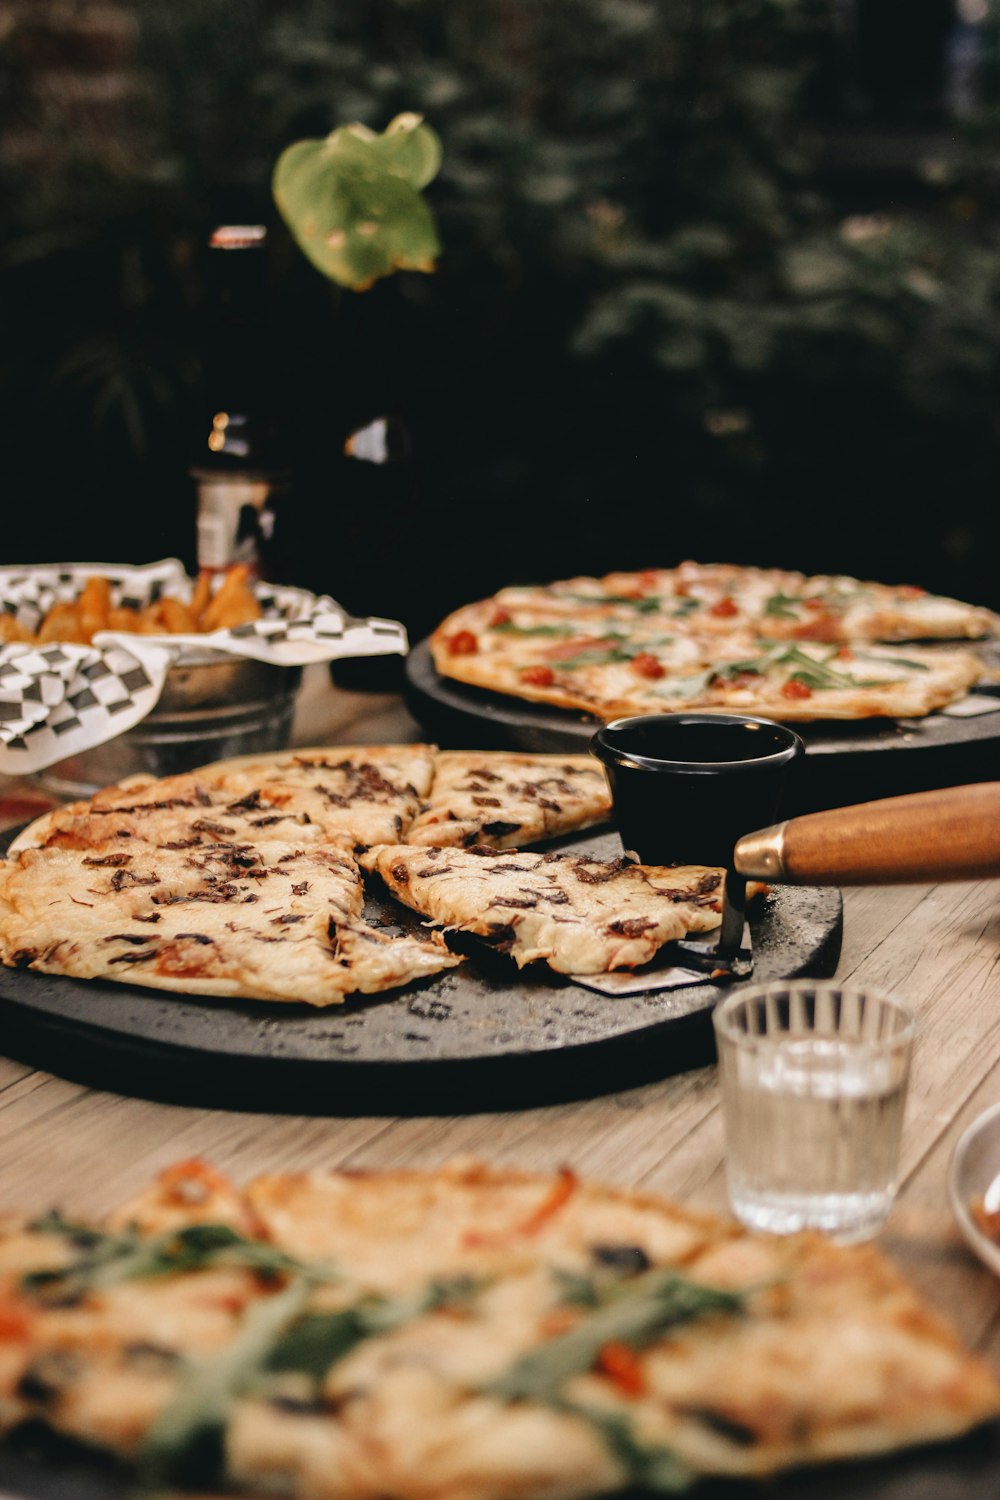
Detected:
[734,821,788,881]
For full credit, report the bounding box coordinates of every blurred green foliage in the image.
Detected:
[273,113,443,288]
[1,0,999,633]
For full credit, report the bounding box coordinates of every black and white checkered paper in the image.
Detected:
[0,560,408,774]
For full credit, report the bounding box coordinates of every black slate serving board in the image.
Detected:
[0,829,841,1114]
[404,638,1000,815]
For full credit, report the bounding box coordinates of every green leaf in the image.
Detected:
[763,592,801,619]
[559,592,661,612]
[273,113,443,290]
[139,1275,314,1489]
[491,621,576,637]
[851,650,931,673]
[264,1277,479,1385]
[554,1398,693,1493]
[482,1269,743,1403]
[22,1220,333,1302]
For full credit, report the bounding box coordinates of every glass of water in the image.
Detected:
[712,981,916,1243]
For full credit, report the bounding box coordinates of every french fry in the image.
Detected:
[108,606,143,632]
[8,567,269,644]
[199,565,260,632]
[159,596,197,634]
[209,587,263,630]
[37,601,88,644]
[77,575,111,641]
[136,601,168,634]
[0,613,31,643]
[189,569,213,625]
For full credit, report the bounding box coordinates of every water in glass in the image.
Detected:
[713,984,914,1243]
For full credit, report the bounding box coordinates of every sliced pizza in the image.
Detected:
[1,1157,998,1498]
[0,835,459,1004]
[361,844,731,974]
[406,750,612,849]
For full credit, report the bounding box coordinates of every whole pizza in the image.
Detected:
[430,561,1000,722]
[1,1157,998,1498]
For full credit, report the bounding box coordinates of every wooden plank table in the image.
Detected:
[1,664,999,1495]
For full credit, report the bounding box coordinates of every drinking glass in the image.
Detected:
[712,981,915,1243]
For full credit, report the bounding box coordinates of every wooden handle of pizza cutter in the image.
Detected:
[734,782,1000,885]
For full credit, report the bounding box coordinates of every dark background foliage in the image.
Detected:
[2,0,1000,641]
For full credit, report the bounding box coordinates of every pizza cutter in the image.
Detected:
[572,782,1000,996]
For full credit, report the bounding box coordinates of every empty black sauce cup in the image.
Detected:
[590,713,806,868]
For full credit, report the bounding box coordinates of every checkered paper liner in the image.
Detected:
[0,560,408,775]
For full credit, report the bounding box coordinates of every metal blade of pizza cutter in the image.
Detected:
[570,782,1000,996]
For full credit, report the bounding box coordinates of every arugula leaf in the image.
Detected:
[763,592,801,620]
[490,622,575,637]
[773,645,880,691]
[550,645,646,670]
[554,1397,693,1493]
[139,1275,482,1487]
[479,1270,735,1494]
[851,650,930,673]
[21,1221,333,1302]
[482,1269,743,1403]
[139,1274,314,1489]
[649,670,716,700]
[670,597,702,617]
[558,592,662,613]
[264,1277,480,1385]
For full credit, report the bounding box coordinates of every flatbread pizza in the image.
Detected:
[0,744,621,1004]
[1,1156,998,1497]
[431,561,996,722]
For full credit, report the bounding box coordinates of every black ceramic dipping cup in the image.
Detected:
[590,713,805,868]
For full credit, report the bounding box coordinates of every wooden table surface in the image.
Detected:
[1,664,1000,1496]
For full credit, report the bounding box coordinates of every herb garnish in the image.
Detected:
[481,1270,741,1493]
[137,1275,481,1488]
[139,1273,314,1489]
[491,622,575,637]
[553,1397,693,1493]
[482,1269,743,1402]
[264,1276,481,1385]
[559,592,662,613]
[22,1218,333,1302]
[763,592,801,620]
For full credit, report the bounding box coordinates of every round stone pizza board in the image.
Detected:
[404,638,1000,816]
[0,829,842,1115]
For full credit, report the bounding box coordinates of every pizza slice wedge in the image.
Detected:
[0,836,460,1004]
[14,744,439,857]
[405,750,612,849]
[360,844,729,975]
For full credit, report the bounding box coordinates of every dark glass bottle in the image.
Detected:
[189,225,294,583]
[322,278,423,691]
